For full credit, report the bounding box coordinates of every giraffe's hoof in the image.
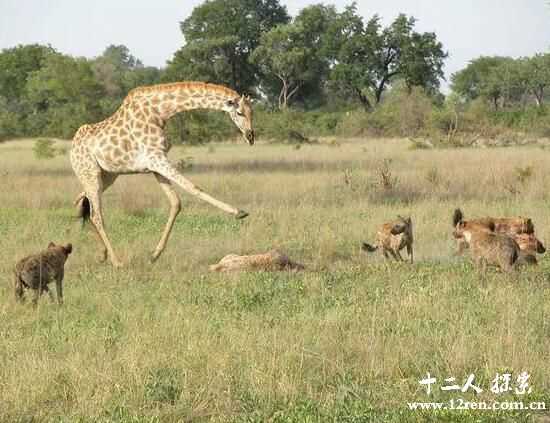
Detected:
[235,210,249,220]
[111,260,124,268]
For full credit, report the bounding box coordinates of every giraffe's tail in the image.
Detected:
[74,193,91,225]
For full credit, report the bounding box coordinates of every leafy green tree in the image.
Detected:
[26,52,105,138]
[451,56,511,109]
[251,5,336,109]
[520,54,550,107]
[92,44,161,114]
[0,44,55,102]
[165,0,289,93]
[328,7,447,110]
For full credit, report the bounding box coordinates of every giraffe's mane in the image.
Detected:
[128,81,240,99]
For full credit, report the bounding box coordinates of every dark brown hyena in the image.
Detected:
[452,208,544,264]
[14,242,72,306]
[362,216,414,264]
[453,221,519,273]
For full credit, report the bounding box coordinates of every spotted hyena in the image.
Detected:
[362,216,414,264]
[452,208,543,264]
[209,249,304,272]
[453,219,519,273]
[14,242,72,306]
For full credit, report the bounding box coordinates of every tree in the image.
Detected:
[251,5,336,109]
[92,45,161,114]
[520,54,550,107]
[165,0,289,93]
[328,8,447,110]
[451,56,511,109]
[26,52,105,137]
[0,44,55,102]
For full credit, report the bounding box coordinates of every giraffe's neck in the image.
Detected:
[127,82,238,123]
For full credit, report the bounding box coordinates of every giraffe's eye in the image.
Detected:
[236,111,244,117]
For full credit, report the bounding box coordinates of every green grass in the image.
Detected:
[1,138,550,422]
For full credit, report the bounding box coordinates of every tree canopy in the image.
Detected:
[165,0,289,93]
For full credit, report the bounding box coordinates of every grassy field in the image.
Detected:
[1,138,550,422]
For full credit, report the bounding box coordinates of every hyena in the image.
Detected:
[514,233,546,265]
[209,250,304,272]
[14,242,72,306]
[453,220,519,273]
[362,216,414,263]
[452,208,543,263]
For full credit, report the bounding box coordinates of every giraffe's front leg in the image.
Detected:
[149,158,249,219]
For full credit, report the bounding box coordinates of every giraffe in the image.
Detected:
[70,81,255,267]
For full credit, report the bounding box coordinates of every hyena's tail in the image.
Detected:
[361,242,378,253]
[74,193,91,225]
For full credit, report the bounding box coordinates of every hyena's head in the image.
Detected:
[48,242,73,259]
[514,234,546,255]
[452,209,494,244]
[392,216,413,239]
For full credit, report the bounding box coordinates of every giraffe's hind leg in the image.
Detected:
[76,166,122,267]
[76,173,118,263]
[151,174,181,262]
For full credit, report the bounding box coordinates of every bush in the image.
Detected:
[0,97,21,142]
[33,138,57,159]
[337,86,435,138]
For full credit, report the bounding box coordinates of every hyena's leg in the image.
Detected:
[42,285,55,302]
[407,244,414,264]
[382,248,390,260]
[14,273,24,302]
[32,288,41,307]
[151,174,182,262]
[395,249,404,261]
[55,274,64,305]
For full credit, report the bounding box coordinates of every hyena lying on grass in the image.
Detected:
[362,216,414,263]
[453,216,519,273]
[452,209,545,264]
[14,242,72,306]
[210,250,304,272]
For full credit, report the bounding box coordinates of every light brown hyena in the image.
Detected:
[14,242,72,306]
[453,219,519,273]
[362,216,414,264]
[452,208,544,263]
[209,250,304,272]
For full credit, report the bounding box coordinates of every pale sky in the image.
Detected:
[1,0,549,87]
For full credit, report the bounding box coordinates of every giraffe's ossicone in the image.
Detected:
[70,82,255,267]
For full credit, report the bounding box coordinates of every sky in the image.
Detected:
[1,0,550,89]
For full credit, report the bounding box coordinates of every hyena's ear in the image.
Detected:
[64,243,73,255]
[48,242,56,248]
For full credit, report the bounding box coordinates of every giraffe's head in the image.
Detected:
[226,95,255,145]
